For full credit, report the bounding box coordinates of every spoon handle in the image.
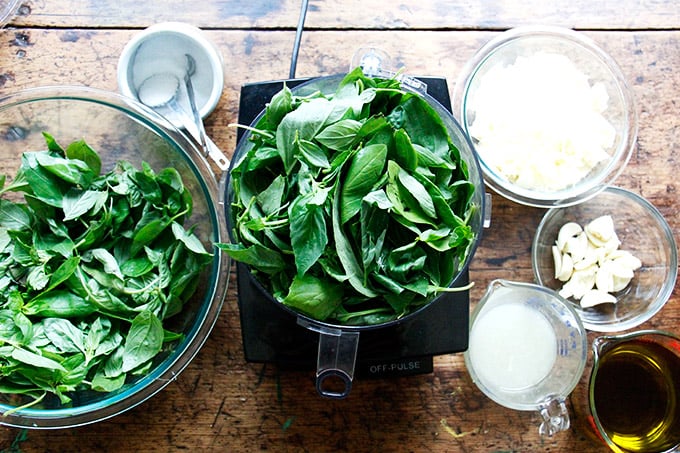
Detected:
[184,54,230,171]
[204,135,230,171]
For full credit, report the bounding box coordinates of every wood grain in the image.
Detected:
[0,5,678,452]
[10,0,680,30]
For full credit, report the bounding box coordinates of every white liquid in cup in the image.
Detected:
[468,301,557,391]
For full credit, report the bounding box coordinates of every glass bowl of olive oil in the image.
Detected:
[589,330,680,452]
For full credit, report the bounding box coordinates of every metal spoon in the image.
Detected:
[137,66,229,171]
[182,54,229,170]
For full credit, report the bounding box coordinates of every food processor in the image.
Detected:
[229,55,487,398]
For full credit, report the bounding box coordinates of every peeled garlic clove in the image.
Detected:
[606,253,636,277]
[573,250,597,270]
[595,265,614,292]
[557,222,583,252]
[567,265,597,300]
[611,275,633,292]
[580,288,617,308]
[600,235,621,256]
[610,264,634,280]
[585,215,616,247]
[556,251,574,282]
[559,281,574,299]
[611,250,642,271]
[585,241,607,266]
[564,231,589,262]
[552,245,562,279]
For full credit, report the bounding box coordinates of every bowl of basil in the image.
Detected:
[221,67,486,398]
[0,86,230,427]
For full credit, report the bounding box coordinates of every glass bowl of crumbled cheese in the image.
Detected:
[531,187,677,332]
[453,26,637,208]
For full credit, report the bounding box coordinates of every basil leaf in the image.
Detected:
[297,138,330,169]
[121,256,154,277]
[23,290,95,318]
[360,190,391,277]
[26,265,49,292]
[332,185,377,298]
[62,189,106,221]
[393,94,451,158]
[289,189,329,276]
[393,128,418,171]
[83,317,108,358]
[282,274,343,321]
[11,347,67,372]
[256,175,286,216]
[0,310,24,343]
[340,143,387,224]
[43,318,86,354]
[34,152,95,187]
[88,248,124,280]
[91,369,126,392]
[46,256,80,293]
[65,139,102,176]
[131,217,170,256]
[217,242,286,274]
[42,132,65,154]
[0,200,31,231]
[171,222,210,256]
[394,162,436,219]
[266,84,293,127]
[21,152,66,207]
[276,97,333,173]
[315,119,362,151]
[121,310,163,373]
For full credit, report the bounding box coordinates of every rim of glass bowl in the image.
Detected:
[0,0,20,28]
[530,186,678,332]
[452,25,638,208]
[0,86,230,428]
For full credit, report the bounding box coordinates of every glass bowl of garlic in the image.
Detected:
[531,186,677,332]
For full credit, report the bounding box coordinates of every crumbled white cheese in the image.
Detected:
[468,52,616,192]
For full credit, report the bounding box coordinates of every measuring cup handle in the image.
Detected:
[538,397,570,436]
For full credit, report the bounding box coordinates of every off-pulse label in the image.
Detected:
[359,357,433,378]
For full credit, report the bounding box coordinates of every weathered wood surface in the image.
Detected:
[10,0,680,30]
[0,1,678,451]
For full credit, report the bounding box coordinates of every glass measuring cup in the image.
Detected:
[464,279,588,436]
[588,330,680,453]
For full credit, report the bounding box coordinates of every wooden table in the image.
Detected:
[0,1,678,451]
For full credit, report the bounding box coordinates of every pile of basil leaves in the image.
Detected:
[221,68,478,326]
[0,133,212,410]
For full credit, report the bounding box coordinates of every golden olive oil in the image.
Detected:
[591,339,680,452]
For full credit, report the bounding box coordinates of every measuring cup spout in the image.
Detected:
[591,335,613,363]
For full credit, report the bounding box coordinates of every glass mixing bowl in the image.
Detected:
[453,26,637,208]
[532,186,677,332]
[0,86,229,428]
